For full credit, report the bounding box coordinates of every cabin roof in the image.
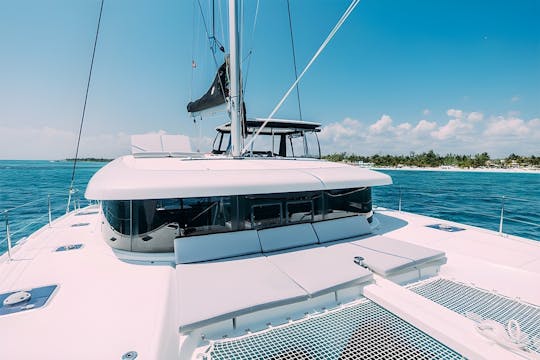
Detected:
[85,156,392,200]
[216,118,321,135]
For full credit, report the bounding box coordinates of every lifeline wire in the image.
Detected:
[67,0,104,213]
[241,0,361,155]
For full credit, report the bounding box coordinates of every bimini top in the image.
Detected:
[85,155,392,200]
[216,118,321,135]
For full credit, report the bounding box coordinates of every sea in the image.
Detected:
[0,160,539,254]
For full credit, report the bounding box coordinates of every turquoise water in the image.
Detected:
[0,160,104,253]
[1,161,539,254]
[373,169,540,241]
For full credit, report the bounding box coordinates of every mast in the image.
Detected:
[228,0,242,157]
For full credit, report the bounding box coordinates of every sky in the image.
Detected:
[0,0,539,159]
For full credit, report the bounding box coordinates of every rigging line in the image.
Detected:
[217,0,226,51]
[196,0,213,52]
[242,0,361,154]
[286,0,302,120]
[194,0,227,111]
[242,0,260,93]
[67,0,104,212]
[196,0,225,54]
[212,0,215,49]
[210,0,226,52]
[190,0,198,101]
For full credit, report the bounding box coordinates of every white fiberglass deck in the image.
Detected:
[1,206,539,359]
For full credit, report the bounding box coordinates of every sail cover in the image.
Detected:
[187,62,229,113]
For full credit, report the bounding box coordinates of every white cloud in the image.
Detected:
[397,122,412,132]
[467,112,484,122]
[0,125,224,160]
[319,117,363,143]
[369,114,393,134]
[430,119,473,140]
[483,116,536,137]
[190,136,214,153]
[319,112,538,157]
[413,120,437,133]
[422,109,431,116]
[0,125,127,160]
[446,108,464,119]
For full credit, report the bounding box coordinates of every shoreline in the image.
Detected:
[370,166,540,174]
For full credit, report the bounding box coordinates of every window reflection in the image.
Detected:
[101,187,372,252]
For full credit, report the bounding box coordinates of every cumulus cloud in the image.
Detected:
[397,123,412,132]
[0,125,127,159]
[467,112,484,122]
[319,112,538,157]
[430,119,473,140]
[319,117,363,143]
[369,114,393,134]
[484,116,537,137]
[446,109,464,119]
[413,120,437,133]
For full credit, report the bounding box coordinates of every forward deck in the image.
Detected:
[1,206,539,359]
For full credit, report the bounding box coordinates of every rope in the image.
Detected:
[241,0,361,154]
[67,0,104,213]
[475,319,540,359]
[286,0,302,120]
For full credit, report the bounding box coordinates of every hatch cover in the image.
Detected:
[426,224,465,232]
[55,244,83,252]
[0,285,57,316]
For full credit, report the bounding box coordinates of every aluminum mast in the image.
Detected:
[228,0,242,157]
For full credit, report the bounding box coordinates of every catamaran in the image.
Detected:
[1,1,539,359]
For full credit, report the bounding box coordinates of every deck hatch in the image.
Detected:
[55,244,83,252]
[204,299,462,359]
[75,211,99,216]
[0,285,57,316]
[409,278,540,353]
[426,224,465,232]
[71,222,90,227]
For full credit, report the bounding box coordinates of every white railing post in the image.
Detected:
[398,187,402,212]
[499,196,505,235]
[5,211,12,261]
[48,195,52,227]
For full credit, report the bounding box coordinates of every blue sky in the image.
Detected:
[0,0,538,159]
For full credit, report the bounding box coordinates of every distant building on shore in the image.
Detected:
[358,161,374,168]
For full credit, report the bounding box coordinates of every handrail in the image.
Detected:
[1,191,87,258]
[375,186,540,239]
[1,189,77,213]
[386,187,540,205]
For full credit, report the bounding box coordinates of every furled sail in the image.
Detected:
[187,62,229,113]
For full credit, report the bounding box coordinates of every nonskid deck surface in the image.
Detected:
[203,298,462,360]
[1,206,539,358]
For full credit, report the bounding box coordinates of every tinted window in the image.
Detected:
[324,188,372,220]
[103,200,131,235]
[251,203,282,228]
[101,187,372,252]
